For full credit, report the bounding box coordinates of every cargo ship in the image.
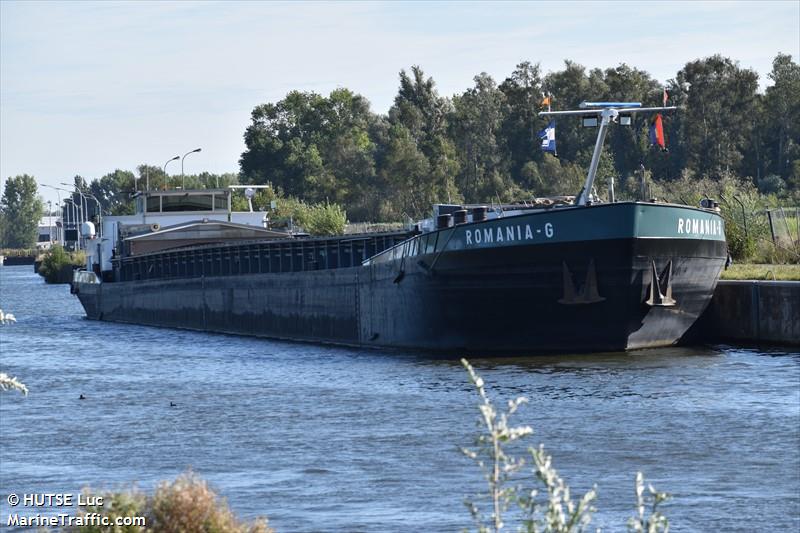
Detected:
[71,102,727,353]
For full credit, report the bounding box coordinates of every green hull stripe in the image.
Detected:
[444,203,725,253]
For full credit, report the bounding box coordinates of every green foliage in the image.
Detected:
[461,359,669,533]
[673,55,759,178]
[304,201,347,236]
[498,62,545,186]
[90,169,136,215]
[1,174,44,248]
[21,53,797,241]
[71,489,147,533]
[239,88,382,220]
[0,211,7,247]
[720,263,800,280]
[266,197,346,235]
[451,73,512,202]
[269,196,310,228]
[650,172,779,261]
[761,54,800,185]
[38,245,84,283]
[66,472,272,533]
[235,54,799,225]
[0,247,37,257]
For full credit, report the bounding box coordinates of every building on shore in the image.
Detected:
[37,216,63,249]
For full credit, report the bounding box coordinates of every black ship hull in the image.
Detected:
[75,203,727,354]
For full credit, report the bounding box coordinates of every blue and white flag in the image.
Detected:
[538,120,556,154]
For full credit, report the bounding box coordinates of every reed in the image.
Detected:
[0,372,28,395]
[460,359,670,533]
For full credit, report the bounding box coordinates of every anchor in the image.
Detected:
[558,259,605,305]
[646,259,677,307]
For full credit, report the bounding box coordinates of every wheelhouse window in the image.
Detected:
[144,192,228,213]
[162,194,214,212]
[146,196,161,213]
[214,194,227,211]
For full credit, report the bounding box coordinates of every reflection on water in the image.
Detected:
[1,266,798,532]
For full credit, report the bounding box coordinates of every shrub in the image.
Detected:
[269,196,310,230]
[651,172,776,261]
[71,489,148,533]
[66,472,273,533]
[148,473,271,533]
[304,202,347,236]
[270,198,347,235]
[38,245,84,283]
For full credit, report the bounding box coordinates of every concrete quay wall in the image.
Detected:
[702,280,799,345]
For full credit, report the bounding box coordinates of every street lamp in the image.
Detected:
[63,184,90,238]
[64,198,80,250]
[48,201,53,245]
[76,189,102,238]
[42,184,69,245]
[41,184,62,212]
[163,156,180,189]
[79,190,104,238]
[61,182,87,229]
[181,148,202,189]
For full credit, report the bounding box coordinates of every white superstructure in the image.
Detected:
[85,188,270,274]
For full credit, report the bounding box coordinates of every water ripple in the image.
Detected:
[1,266,798,532]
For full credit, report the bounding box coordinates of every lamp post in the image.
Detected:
[64,199,79,250]
[181,148,202,189]
[80,190,103,238]
[163,156,179,189]
[42,184,69,245]
[41,184,62,216]
[61,182,87,231]
[47,201,53,245]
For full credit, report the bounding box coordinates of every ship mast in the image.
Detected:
[539,102,676,206]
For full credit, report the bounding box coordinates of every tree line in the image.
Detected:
[2,53,798,249]
[238,53,800,221]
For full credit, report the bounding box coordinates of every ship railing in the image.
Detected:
[113,229,415,282]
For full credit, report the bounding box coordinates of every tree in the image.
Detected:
[541,61,596,164]
[389,65,451,150]
[386,66,459,216]
[600,64,663,180]
[498,61,545,189]
[90,169,136,215]
[0,175,44,248]
[377,123,431,219]
[239,89,382,220]
[761,54,800,194]
[673,55,759,178]
[451,73,515,202]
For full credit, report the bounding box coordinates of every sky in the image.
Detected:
[1,0,798,206]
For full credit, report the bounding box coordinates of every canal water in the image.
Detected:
[1,265,798,532]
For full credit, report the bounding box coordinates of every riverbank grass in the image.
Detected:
[720,263,800,280]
